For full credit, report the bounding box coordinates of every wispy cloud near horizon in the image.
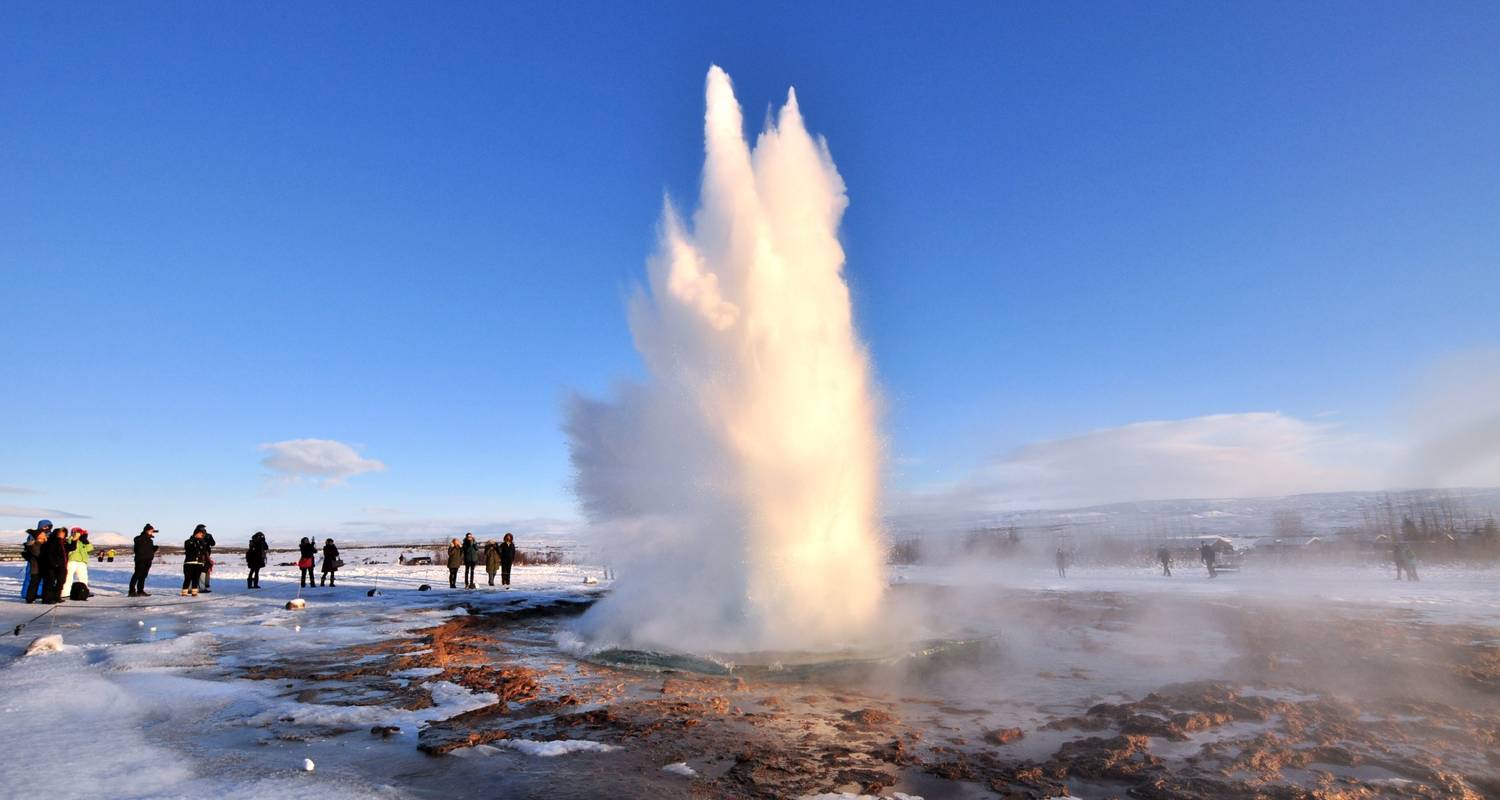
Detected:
[0,505,91,521]
[898,412,1395,517]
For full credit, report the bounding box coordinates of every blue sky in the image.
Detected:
[4,2,1497,540]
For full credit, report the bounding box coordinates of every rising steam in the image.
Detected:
[566,66,885,653]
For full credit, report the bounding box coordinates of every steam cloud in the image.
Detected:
[566,67,884,653]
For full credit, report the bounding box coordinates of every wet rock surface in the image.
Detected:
[228,587,1500,799]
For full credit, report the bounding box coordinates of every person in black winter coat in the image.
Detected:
[320,538,340,586]
[193,524,217,592]
[298,537,317,588]
[42,526,71,603]
[24,527,48,603]
[129,524,158,597]
[499,532,516,588]
[181,530,209,595]
[246,532,269,589]
[461,533,479,589]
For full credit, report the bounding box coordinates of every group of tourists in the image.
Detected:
[19,519,98,603]
[446,532,516,589]
[293,535,341,588]
[20,519,521,600]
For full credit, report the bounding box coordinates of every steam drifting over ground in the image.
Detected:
[566,66,884,653]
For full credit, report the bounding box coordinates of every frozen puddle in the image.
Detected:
[457,739,621,757]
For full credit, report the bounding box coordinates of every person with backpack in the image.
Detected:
[129,524,158,597]
[461,532,479,589]
[499,532,516,589]
[63,528,94,600]
[320,538,340,586]
[181,528,209,596]
[446,538,462,589]
[246,532,269,589]
[297,537,317,588]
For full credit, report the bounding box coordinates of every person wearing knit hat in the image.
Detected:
[62,527,94,599]
[193,524,217,592]
[129,524,158,597]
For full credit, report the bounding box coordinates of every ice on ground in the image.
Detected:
[391,666,444,678]
[449,739,620,758]
[661,761,697,777]
[498,738,621,757]
[247,679,496,729]
[0,552,606,798]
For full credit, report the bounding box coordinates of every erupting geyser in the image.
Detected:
[566,66,885,653]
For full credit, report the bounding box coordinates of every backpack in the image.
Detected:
[70,582,89,601]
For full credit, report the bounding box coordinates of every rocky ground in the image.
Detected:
[229,580,1500,799]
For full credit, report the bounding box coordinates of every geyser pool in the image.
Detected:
[566,66,884,654]
[578,637,997,682]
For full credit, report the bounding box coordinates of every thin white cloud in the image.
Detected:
[0,486,38,495]
[259,438,386,487]
[339,514,578,541]
[0,505,91,521]
[901,412,1390,515]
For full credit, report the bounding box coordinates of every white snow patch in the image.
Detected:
[24,634,64,655]
[498,738,621,757]
[662,761,697,777]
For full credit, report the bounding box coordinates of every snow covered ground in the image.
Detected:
[895,559,1500,627]
[2,551,1496,798]
[0,551,610,799]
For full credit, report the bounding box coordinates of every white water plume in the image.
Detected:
[566,66,885,653]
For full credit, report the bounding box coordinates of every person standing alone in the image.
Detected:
[1157,546,1172,577]
[246,531,268,589]
[129,524,158,597]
